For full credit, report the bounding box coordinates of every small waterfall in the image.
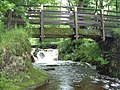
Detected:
[31,48,59,64]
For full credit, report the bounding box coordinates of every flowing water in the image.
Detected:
[31,49,120,90]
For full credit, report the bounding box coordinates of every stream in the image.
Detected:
[31,48,120,90]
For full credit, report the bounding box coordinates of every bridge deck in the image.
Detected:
[5,5,120,42]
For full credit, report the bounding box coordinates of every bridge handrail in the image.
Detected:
[5,4,120,41]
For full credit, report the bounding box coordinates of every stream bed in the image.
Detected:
[33,61,120,90]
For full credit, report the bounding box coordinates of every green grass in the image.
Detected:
[0,27,48,90]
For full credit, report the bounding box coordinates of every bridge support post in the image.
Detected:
[100,9,105,41]
[74,6,79,40]
[40,4,44,41]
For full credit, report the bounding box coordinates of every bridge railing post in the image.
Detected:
[74,6,78,40]
[100,9,105,41]
[40,4,44,41]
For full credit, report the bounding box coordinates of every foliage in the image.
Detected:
[111,28,120,38]
[0,27,31,57]
[0,27,48,90]
[58,38,108,65]
[68,0,120,10]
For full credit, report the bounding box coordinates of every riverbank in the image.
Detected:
[0,27,48,90]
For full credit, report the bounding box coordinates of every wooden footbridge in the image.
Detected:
[5,5,120,43]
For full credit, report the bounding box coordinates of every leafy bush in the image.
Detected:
[58,38,108,65]
[0,27,31,64]
[0,27,31,54]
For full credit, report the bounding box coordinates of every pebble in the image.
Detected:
[103,84,109,89]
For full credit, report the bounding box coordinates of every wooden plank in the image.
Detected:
[77,13,98,17]
[44,12,73,15]
[45,34,72,38]
[44,28,72,30]
[32,34,72,38]
[78,17,101,21]
[43,10,69,13]
[70,22,101,27]
[44,22,70,25]
[44,20,73,23]
[43,15,71,18]
[77,12,96,15]
[44,22,72,25]
[104,15,120,19]
[104,25,120,28]
[43,5,73,8]
[44,20,74,25]
[78,21,100,25]
[104,19,120,22]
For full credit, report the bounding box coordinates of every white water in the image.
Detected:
[31,48,79,66]
[31,48,60,65]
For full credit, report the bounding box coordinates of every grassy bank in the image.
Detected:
[0,27,48,90]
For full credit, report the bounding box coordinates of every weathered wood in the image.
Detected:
[44,12,73,15]
[44,20,73,23]
[78,17,101,21]
[77,13,98,17]
[105,25,120,28]
[77,12,96,15]
[74,6,78,39]
[100,9,105,41]
[104,15,120,19]
[43,15,70,18]
[32,34,72,38]
[43,10,69,13]
[4,5,120,44]
[104,19,120,22]
[44,20,74,25]
[43,5,73,8]
[40,5,44,41]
